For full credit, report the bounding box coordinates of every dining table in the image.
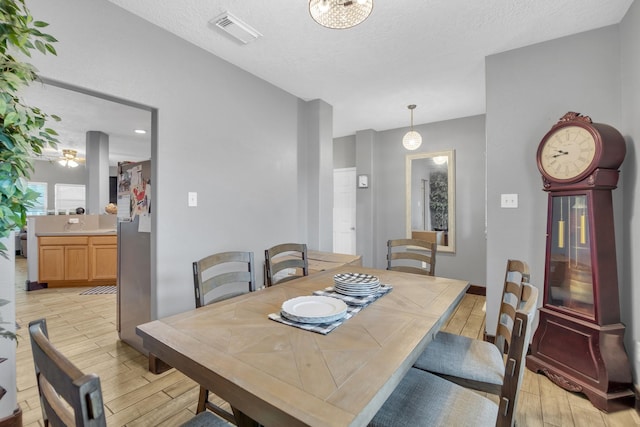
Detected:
[136,265,469,427]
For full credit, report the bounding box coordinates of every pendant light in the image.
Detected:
[309,0,373,29]
[402,104,422,150]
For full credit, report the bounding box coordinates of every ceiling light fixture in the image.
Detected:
[58,149,80,168]
[309,0,373,29]
[134,129,147,134]
[402,105,422,151]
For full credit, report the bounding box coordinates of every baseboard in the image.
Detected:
[26,280,47,291]
[0,406,22,427]
[484,332,495,344]
[466,284,486,296]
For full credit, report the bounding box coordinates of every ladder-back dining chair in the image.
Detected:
[387,238,437,276]
[192,251,256,423]
[264,243,308,287]
[193,251,256,308]
[29,318,229,427]
[369,283,538,427]
[412,259,530,394]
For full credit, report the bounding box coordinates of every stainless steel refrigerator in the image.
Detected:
[116,160,151,354]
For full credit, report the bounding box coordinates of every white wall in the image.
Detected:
[620,0,640,384]
[26,0,312,319]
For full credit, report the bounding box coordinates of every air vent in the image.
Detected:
[210,12,262,45]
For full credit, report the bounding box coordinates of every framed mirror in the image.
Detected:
[405,150,455,253]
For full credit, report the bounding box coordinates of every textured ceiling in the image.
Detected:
[23,1,633,165]
[106,0,633,137]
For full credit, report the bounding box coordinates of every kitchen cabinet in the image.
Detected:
[90,235,117,280]
[38,234,117,287]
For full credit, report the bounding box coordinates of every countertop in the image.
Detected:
[36,229,117,236]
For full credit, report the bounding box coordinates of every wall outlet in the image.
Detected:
[501,193,518,208]
[68,218,80,224]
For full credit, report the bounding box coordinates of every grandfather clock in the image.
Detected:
[526,112,634,412]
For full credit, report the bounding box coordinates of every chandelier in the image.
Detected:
[58,149,80,168]
[309,0,373,29]
[402,105,422,150]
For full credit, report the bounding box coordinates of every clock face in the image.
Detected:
[539,125,597,181]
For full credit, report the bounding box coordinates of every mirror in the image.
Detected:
[406,150,455,253]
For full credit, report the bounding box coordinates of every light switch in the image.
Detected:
[501,193,518,208]
[188,192,198,207]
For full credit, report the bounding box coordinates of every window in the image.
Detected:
[27,182,48,216]
[54,184,85,214]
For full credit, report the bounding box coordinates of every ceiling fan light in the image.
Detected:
[68,160,79,168]
[403,131,422,150]
[309,0,373,29]
[58,159,67,166]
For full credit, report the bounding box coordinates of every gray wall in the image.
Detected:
[334,135,356,168]
[621,0,640,386]
[29,159,86,212]
[27,0,324,319]
[485,28,624,335]
[348,115,487,285]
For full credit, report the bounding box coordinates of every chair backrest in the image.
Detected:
[264,243,308,287]
[29,318,106,427]
[494,259,530,354]
[193,251,256,308]
[496,282,538,427]
[387,238,437,276]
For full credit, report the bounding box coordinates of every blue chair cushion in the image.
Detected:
[369,368,498,426]
[412,331,504,387]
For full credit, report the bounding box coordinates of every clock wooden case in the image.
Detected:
[526,112,634,412]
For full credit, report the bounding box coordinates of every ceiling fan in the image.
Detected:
[57,149,85,168]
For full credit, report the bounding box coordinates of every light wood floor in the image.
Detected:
[13,256,640,426]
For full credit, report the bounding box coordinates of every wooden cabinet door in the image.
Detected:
[39,246,65,281]
[65,245,89,280]
[90,243,117,280]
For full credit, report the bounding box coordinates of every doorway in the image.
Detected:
[333,167,356,254]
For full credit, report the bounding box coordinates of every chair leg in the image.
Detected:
[196,386,208,414]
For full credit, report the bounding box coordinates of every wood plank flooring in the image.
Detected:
[12,256,639,426]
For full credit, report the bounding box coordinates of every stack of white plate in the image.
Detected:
[281,296,347,324]
[333,273,381,296]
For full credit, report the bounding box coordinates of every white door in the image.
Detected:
[333,168,357,254]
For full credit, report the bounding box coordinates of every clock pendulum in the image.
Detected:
[526,112,635,412]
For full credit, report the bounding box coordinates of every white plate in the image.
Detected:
[281,296,347,323]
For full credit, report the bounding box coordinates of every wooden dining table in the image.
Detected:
[136,266,469,427]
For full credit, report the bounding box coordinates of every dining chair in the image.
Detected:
[264,242,308,287]
[193,251,256,308]
[412,259,530,394]
[28,318,230,427]
[369,283,538,427]
[192,251,256,423]
[386,238,437,276]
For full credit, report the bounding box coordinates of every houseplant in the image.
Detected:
[0,0,58,424]
[1,0,59,257]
